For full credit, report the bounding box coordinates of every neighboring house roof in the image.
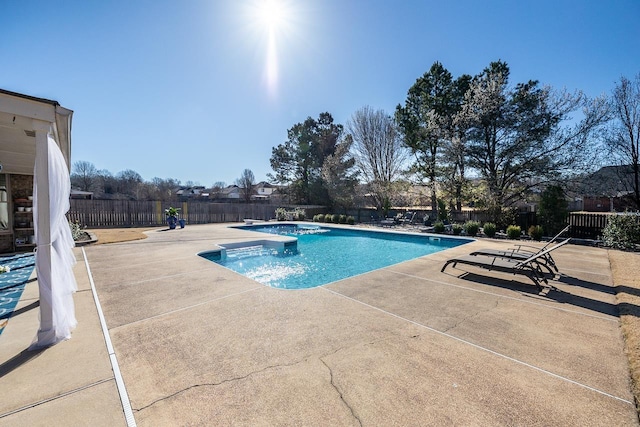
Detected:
[579,165,636,196]
[176,186,207,197]
[71,190,93,197]
[221,185,240,196]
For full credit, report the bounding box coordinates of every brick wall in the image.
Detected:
[11,174,33,199]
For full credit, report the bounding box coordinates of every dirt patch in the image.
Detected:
[86,227,161,245]
[609,249,640,415]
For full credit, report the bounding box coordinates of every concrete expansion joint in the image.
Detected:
[133,358,308,413]
[0,377,114,419]
[319,358,363,427]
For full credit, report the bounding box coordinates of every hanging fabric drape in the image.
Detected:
[30,134,77,348]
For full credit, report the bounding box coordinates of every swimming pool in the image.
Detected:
[200,224,472,289]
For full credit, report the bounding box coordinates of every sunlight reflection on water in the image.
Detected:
[210,225,470,289]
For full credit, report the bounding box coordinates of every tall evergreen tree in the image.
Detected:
[269,112,347,205]
[396,62,458,216]
[322,135,359,211]
[537,185,569,236]
[459,61,608,218]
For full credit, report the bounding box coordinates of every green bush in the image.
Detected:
[275,207,287,221]
[528,225,544,241]
[331,213,340,223]
[433,221,445,233]
[294,208,306,221]
[602,213,640,250]
[437,199,449,222]
[69,220,84,241]
[506,225,521,240]
[483,222,497,238]
[452,223,463,235]
[313,214,323,222]
[463,221,480,236]
[338,214,347,224]
[347,216,355,225]
[324,213,333,223]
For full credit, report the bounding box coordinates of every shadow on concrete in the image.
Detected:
[556,274,616,295]
[616,285,640,299]
[0,347,45,378]
[8,300,39,319]
[459,272,540,295]
[459,273,624,318]
[618,302,640,319]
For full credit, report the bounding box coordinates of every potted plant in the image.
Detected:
[165,207,180,229]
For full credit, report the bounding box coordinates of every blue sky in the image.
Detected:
[2,0,638,186]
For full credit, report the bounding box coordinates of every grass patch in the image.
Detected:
[87,227,160,244]
[609,250,640,417]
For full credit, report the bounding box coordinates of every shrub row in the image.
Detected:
[433,220,481,236]
[275,207,306,221]
[603,213,640,250]
[313,213,355,225]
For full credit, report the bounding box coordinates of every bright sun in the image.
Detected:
[258,0,285,31]
[245,0,297,98]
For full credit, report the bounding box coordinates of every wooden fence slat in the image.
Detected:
[67,200,325,228]
[568,212,610,240]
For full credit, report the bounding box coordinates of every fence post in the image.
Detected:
[155,201,161,226]
[182,201,188,224]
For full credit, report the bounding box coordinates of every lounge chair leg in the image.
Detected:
[528,275,544,292]
[441,261,451,272]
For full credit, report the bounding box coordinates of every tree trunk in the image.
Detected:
[431,187,438,219]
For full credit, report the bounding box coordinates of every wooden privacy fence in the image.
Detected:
[568,212,612,240]
[67,200,325,228]
[66,200,624,240]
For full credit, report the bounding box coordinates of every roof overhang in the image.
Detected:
[0,89,72,174]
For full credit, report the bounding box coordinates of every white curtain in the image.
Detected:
[30,134,77,348]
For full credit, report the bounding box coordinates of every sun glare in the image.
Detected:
[245,0,295,98]
[259,0,284,30]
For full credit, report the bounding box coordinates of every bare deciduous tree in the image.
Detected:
[117,169,144,200]
[347,106,409,209]
[605,73,640,209]
[211,181,226,200]
[236,169,256,203]
[71,160,97,192]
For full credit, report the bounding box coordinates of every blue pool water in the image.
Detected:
[201,224,471,289]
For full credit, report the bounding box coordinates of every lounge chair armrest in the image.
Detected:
[513,244,539,252]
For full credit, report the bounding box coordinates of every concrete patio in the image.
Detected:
[1,223,638,426]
